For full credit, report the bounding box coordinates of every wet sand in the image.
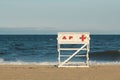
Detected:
[0,65,120,80]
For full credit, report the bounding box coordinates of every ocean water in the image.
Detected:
[0,35,120,65]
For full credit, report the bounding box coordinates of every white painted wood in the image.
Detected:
[60,55,86,57]
[60,48,87,50]
[58,32,90,44]
[58,44,87,67]
[57,32,90,67]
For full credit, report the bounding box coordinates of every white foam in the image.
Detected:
[0,58,57,65]
[0,58,4,63]
[89,61,120,65]
[0,58,120,66]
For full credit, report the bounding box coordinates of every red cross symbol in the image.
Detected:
[80,35,86,42]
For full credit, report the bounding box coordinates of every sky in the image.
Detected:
[0,0,120,34]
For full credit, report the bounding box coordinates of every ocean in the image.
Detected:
[0,35,120,65]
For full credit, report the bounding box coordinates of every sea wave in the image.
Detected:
[0,58,120,65]
[89,50,120,61]
[0,58,57,65]
[89,61,120,65]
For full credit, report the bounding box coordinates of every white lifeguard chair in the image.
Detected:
[57,32,90,67]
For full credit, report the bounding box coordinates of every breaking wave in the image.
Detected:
[0,58,57,65]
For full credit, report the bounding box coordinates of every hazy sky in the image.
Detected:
[0,0,120,34]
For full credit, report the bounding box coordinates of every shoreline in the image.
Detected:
[0,65,120,80]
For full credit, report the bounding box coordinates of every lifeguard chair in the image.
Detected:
[57,32,90,67]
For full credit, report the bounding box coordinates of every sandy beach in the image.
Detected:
[0,65,120,80]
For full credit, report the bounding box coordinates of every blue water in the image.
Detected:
[0,35,120,65]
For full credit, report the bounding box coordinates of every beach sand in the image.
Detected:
[0,65,120,80]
